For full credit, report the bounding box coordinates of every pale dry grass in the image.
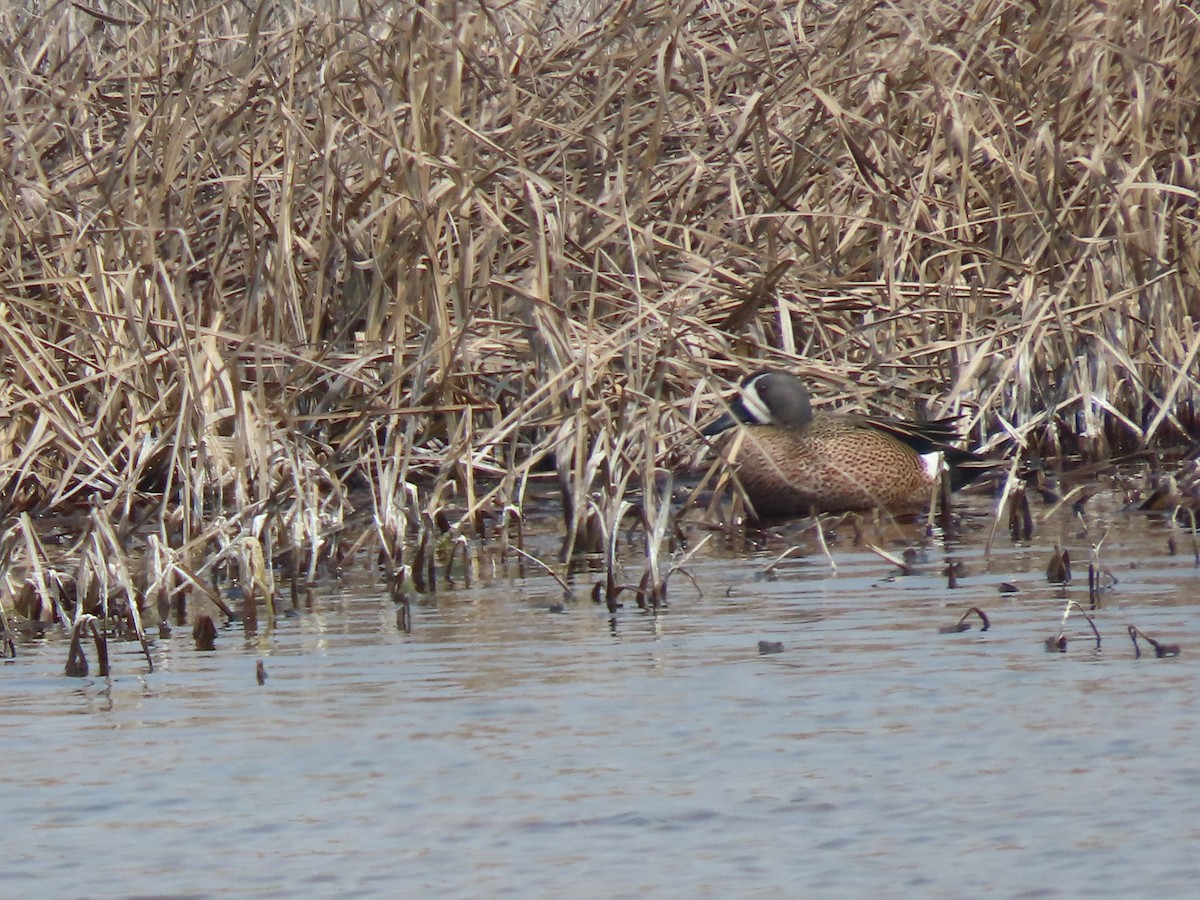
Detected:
[0,0,1198,633]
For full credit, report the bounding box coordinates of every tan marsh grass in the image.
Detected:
[0,0,1198,639]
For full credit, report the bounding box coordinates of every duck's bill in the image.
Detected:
[701,411,737,437]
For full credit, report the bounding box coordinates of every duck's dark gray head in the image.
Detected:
[702,370,813,436]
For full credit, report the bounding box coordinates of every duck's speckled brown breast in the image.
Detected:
[719,415,938,516]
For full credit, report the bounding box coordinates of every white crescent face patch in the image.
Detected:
[739,374,774,424]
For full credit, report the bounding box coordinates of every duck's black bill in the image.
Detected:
[701,397,751,437]
[702,412,736,437]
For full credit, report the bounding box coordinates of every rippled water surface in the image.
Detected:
[5,485,1200,897]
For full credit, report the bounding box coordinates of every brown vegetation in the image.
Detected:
[0,0,1198,632]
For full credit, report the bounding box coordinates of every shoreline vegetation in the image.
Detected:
[1,0,1198,644]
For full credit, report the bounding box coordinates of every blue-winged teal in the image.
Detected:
[703,370,987,517]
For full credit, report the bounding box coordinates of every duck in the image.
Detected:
[702,370,988,517]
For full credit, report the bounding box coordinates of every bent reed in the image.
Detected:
[0,0,1198,629]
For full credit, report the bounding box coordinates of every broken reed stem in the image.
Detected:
[445,535,472,589]
[762,544,807,579]
[508,547,573,600]
[939,606,990,634]
[1128,625,1181,659]
[1056,600,1102,652]
[813,518,838,574]
[65,615,109,678]
[0,597,15,658]
[986,456,1027,557]
[398,594,413,635]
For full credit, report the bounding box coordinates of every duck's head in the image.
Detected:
[702,370,813,436]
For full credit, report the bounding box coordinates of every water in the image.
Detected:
[3,486,1200,897]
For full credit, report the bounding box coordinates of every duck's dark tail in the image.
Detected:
[862,415,996,489]
[859,414,969,454]
[943,448,998,491]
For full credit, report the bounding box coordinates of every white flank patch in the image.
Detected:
[920,451,944,481]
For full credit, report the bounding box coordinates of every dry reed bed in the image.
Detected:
[0,0,1198,638]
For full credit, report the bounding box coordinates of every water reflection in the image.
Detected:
[2,486,1199,896]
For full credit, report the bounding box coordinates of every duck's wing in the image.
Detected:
[852,414,997,489]
[847,413,966,454]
